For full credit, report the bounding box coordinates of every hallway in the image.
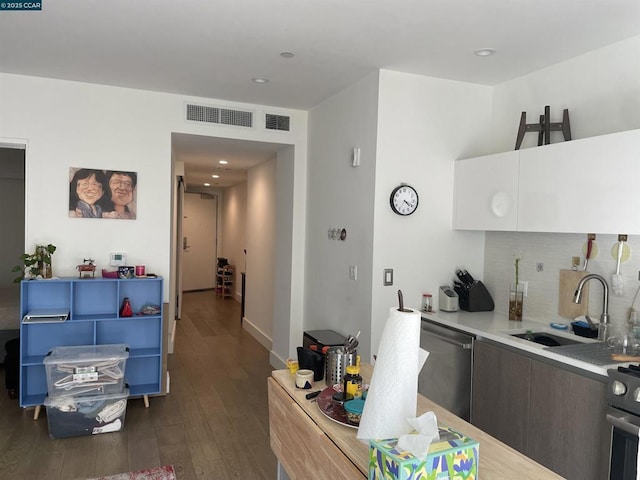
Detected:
[0,291,277,479]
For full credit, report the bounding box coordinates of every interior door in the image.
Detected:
[182,192,217,291]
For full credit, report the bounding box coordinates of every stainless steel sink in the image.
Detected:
[510,331,583,347]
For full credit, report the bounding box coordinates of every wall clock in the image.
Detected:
[390,184,419,216]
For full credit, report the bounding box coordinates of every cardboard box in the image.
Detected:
[369,426,479,480]
[44,388,129,439]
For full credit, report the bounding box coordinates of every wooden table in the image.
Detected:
[268,365,563,479]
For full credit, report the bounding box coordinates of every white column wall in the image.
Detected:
[370,70,493,356]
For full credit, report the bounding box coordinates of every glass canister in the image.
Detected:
[421,293,433,312]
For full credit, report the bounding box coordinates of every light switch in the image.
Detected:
[383,268,393,286]
[349,265,357,280]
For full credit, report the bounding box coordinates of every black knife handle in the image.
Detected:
[305,390,321,400]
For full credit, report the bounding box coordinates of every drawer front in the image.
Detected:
[267,378,364,479]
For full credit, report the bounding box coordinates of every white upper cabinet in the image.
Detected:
[518,129,640,234]
[453,129,640,234]
[453,151,519,231]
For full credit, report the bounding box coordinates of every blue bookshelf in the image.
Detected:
[19,277,163,410]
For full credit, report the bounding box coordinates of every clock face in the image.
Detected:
[390,185,419,216]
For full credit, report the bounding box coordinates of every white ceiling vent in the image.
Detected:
[186,103,253,128]
[265,113,291,132]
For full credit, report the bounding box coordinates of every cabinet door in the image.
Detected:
[471,341,530,454]
[518,129,640,234]
[453,151,519,231]
[528,361,610,480]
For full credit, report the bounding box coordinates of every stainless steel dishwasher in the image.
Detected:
[418,319,474,421]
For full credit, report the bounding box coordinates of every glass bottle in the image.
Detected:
[343,364,363,400]
[421,294,433,312]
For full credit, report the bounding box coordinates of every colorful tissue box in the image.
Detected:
[369,426,479,480]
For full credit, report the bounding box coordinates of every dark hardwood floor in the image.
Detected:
[0,291,277,480]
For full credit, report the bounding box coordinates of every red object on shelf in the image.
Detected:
[120,297,133,317]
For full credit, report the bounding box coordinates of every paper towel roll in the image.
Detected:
[357,307,428,441]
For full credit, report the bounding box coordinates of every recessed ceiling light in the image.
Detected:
[474,48,496,57]
[252,77,269,84]
[219,160,228,165]
[280,52,295,59]
[204,183,211,187]
[211,174,220,178]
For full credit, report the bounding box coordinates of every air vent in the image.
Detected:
[186,104,253,128]
[265,113,291,131]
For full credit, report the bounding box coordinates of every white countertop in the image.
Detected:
[420,309,624,378]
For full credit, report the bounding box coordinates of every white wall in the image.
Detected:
[0,73,308,361]
[306,73,379,362]
[272,146,298,364]
[306,70,493,360]
[483,34,640,334]
[222,181,247,298]
[245,158,277,349]
[370,70,493,356]
[492,34,640,152]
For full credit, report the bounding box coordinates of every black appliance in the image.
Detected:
[302,329,346,353]
[606,365,640,479]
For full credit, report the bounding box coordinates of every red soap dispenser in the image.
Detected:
[120,297,133,317]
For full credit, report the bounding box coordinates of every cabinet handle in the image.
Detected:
[421,327,473,349]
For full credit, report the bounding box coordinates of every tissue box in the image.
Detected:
[369,426,479,480]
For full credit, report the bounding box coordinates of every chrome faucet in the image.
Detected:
[573,273,610,340]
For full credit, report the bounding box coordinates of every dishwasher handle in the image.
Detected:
[421,326,473,349]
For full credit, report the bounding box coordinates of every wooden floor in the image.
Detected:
[0,291,277,480]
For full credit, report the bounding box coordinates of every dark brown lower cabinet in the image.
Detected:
[472,340,611,480]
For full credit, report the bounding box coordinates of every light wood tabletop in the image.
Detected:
[270,364,563,479]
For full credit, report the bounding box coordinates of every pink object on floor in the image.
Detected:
[88,464,176,480]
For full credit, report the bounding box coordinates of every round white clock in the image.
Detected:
[390,184,419,216]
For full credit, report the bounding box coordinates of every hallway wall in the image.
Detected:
[221,182,247,299]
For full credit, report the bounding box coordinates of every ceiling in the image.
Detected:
[171,134,284,190]
[3,0,640,188]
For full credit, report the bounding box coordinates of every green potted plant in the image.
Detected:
[12,243,57,282]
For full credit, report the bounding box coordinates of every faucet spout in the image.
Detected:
[573,273,610,326]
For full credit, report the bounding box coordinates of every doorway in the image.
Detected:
[0,145,25,345]
[169,133,293,355]
[182,192,218,291]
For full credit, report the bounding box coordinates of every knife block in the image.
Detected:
[459,281,495,312]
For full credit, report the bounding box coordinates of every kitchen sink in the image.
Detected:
[510,331,583,347]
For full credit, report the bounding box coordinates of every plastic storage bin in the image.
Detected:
[44,344,129,397]
[44,388,129,439]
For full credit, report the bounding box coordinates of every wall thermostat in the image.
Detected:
[110,252,127,267]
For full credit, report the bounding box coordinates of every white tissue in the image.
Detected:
[397,411,440,458]
[357,307,429,441]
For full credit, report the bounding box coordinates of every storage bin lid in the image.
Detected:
[44,387,129,407]
[44,344,129,364]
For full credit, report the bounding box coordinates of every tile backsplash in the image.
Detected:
[483,231,640,335]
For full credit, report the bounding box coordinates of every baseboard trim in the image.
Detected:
[269,350,287,370]
[242,317,272,351]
